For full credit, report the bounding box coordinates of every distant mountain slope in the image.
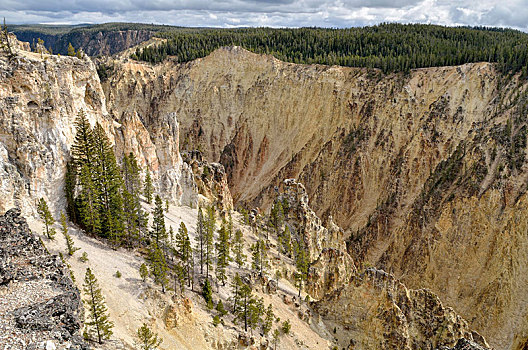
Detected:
[10,23,178,56]
[132,23,528,76]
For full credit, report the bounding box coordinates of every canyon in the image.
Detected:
[1,32,527,349]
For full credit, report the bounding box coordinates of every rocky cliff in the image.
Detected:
[0,41,195,216]
[0,208,87,349]
[102,47,528,349]
[314,268,489,350]
[12,29,153,57]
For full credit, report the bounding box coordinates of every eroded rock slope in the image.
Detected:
[0,208,87,349]
[0,42,196,216]
[104,47,528,349]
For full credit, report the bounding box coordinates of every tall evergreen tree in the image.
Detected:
[294,239,309,297]
[37,198,55,240]
[230,273,242,314]
[64,160,78,223]
[150,195,167,246]
[139,263,148,282]
[251,240,268,276]
[204,206,215,278]
[144,169,153,204]
[202,278,214,309]
[272,328,280,350]
[77,163,101,235]
[71,109,95,169]
[67,42,76,56]
[281,226,292,257]
[83,268,114,344]
[236,281,258,333]
[248,297,264,335]
[262,304,275,335]
[173,262,186,294]
[195,208,206,274]
[215,220,230,286]
[232,229,246,269]
[136,323,162,350]
[122,152,143,247]
[92,123,124,244]
[270,200,284,238]
[175,222,193,287]
[148,243,168,293]
[60,212,79,256]
[122,188,140,248]
[122,152,142,196]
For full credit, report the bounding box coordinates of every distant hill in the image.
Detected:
[132,23,528,76]
[10,23,183,56]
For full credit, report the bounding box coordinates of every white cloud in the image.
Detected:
[2,0,527,31]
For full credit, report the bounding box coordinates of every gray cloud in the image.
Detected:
[1,0,526,31]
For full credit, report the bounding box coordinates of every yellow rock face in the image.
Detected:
[104,47,528,349]
[0,42,197,216]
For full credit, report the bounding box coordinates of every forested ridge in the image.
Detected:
[132,23,528,75]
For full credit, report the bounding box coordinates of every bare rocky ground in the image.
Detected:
[0,208,87,350]
[25,201,329,350]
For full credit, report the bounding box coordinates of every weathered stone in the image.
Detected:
[314,268,490,350]
[0,208,87,349]
[306,248,356,299]
[0,39,196,216]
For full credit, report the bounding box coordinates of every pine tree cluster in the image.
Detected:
[66,110,148,247]
[132,23,528,76]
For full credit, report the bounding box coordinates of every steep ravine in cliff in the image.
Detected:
[103,47,528,349]
[2,34,527,348]
[0,45,196,218]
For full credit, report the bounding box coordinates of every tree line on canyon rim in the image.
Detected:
[37,109,309,345]
[131,23,528,76]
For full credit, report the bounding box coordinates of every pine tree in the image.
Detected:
[136,323,162,350]
[64,161,77,223]
[215,220,230,286]
[202,278,213,309]
[175,222,193,287]
[139,263,148,282]
[173,262,186,294]
[272,328,280,350]
[148,243,168,293]
[230,272,242,314]
[122,153,142,196]
[122,153,143,247]
[281,226,292,257]
[144,169,153,204]
[67,42,76,56]
[150,195,167,246]
[204,206,215,278]
[236,281,258,333]
[83,268,114,344]
[251,240,268,276]
[77,163,101,235]
[71,110,101,235]
[92,123,124,244]
[294,240,309,297]
[216,299,227,317]
[37,198,55,240]
[71,109,95,168]
[248,297,264,335]
[232,229,246,269]
[262,304,275,335]
[227,212,233,242]
[195,208,206,274]
[169,226,174,245]
[270,200,284,238]
[60,212,79,256]
[122,188,140,248]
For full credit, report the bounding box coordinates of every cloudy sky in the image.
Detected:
[2,0,527,31]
